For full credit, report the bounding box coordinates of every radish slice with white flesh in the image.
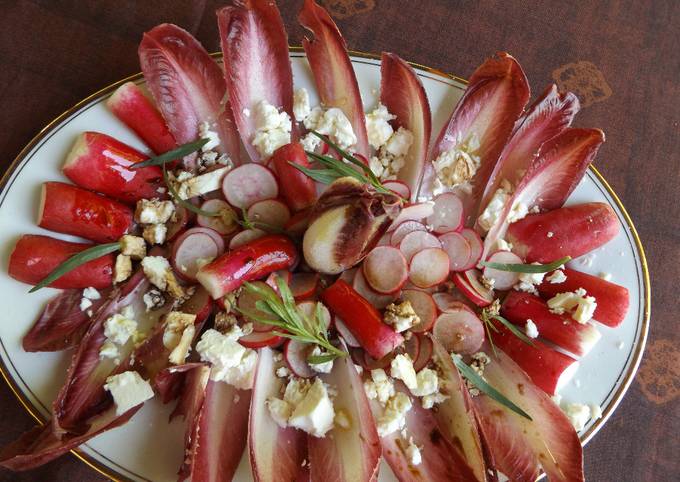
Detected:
[229,228,265,249]
[352,269,398,309]
[408,248,450,288]
[413,333,433,371]
[388,202,435,230]
[401,289,437,332]
[296,301,333,331]
[426,193,464,233]
[222,163,278,209]
[240,330,283,349]
[363,351,395,370]
[399,231,441,262]
[439,231,472,272]
[335,318,360,347]
[237,281,279,332]
[433,310,485,354]
[451,269,494,307]
[172,229,225,280]
[383,180,411,199]
[459,228,483,270]
[482,250,522,290]
[404,332,421,361]
[246,198,291,230]
[197,199,239,235]
[166,205,191,242]
[390,220,427,246]
[376,232,392,247]
[362,246,408,294]
[289,272,318,300]
[284,339,315,378]
[432,292,476,313]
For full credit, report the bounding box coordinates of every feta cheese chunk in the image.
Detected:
[390,354,417,390]
[368,126,414,181]
[267,397,293,428]
[143,223,167,245]
[477,181,511,233]
[364,368,396,405]
[384,300,420,332]
[547,269,567,284]
[141,256,171,291]
[365,104,395,149]
[547,288,597,323]
[114,254,132,284]
[119,235,146,260]
[309,346,334,374]
[421,392,449,409]
[491,238,513,253]
[312,107,357,149]
[83,287,101,300]
[199,121,221,151]
[135,199,174,224]
[293,88,311,121]
[196,328,258,389]
[432,133,480,189]
[168,324,195,365]
[561,402,591,431]
[515,265,546,294]
[252,100,292,158]
[173,166,230,200]
[525,319,539,339]
[411,368,439,397]
[104,371,154,415]
[163,312,197,349]
[300,132,321,152]
[80,297,93,311]
[376,392,412,436]
[405,438,422,466]
[103,306,138,346]
[288,378,336,437]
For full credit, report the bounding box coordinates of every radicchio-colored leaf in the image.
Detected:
[298,0,370,158]
[217,0,296,163]
[380,52,432,201]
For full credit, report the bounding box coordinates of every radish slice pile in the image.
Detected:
[222,164,279,209]
[388,202,435,230]
[399,231,441,262]
[289,272,319,300]
[284,339,315,377]
[452,269,494,307]
[197,199,238,235]
[352,269,398,309]
[246,198,291,229]
[432,309,485,354]
[172,227,225,280]
[390,221,427,246]
[383,180,411,199]
[439,232,472,272]
[426,193,464,233]
[482,250,523,290]
[412,334,433,371]
[459,228,483,269]
[408,248,450,288]
[362,246,408,294]
[229,228,266,249]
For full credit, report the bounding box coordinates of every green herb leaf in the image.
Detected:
[29,242,121,293]
[307,353,336,364]
[452,355,532,421]
[490,314,536,346]
[162,164,220,217]
[131,138,210,169]
[480,256,571,274]
[237,208,284,234]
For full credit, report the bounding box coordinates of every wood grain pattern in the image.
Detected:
[0,1,678,480]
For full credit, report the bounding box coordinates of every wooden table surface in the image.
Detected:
[0,1,677,480]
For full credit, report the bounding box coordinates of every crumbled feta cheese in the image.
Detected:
[162,312,196,349]
[143,223,167,245]
[169,324,195,365]
[364,368,396,405]
[267,397,293,428]
[83,287,101,300]
[103,306,138,346]
[334,408,351,430]
[119,235,146,260]
[252,100,292,158]
[599,272,612,281]
[309,346,334,374]
[405,438,422,466]
[276,366,290,378]
[365,104,395,149]
[411,368,439,397]
[546,269,567,284]
[199,121,221,151]
[390,354,418,390]
[300,132,321,152]
[384,127,413,157]
[369,126,413,181]
[310,107,357,149]
[421,392,449,409]
[99,341,119,361]
[104,371,154,416]
[293,88,311,121]
[303,106,324,130]
[433,133,480,190]
[525,319,539,339]
[507,200,530,224]
[135,199,175,224]
[547,288,597,323]
[114,254,132,284]
[172,166,230,200]
[377,392,412,436]
[589,404,603,420]
[515,265,546,293]
[477,181,511,232]
[284,378,336,437]
[141,256,171,291]
[143,289,165,312]
[561,402,591,431]
[384,300,420,332]
[196,328,258,389]
[80,297,93,311]
[547,231,554,238]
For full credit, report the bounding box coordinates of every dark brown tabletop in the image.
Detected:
[0,1,678,481]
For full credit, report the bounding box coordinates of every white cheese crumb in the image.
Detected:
[114,254,132,284]
[546,269,567,284]
[548,288,597,323]
[135,199,174,224]
[410,368,439,397]
[561,402,591,431]
[547,231,554,238]
[268,378,336,437]
[196,328,257,389]
[252,100,292,158]
[80,297,93,312]
[365,104,395,149]
[119,235,146,260]
[433,133,480,189]
[376,392,412,436]
[276,366,290,378]
[307,107,357,150]
[141,256,171,291]
[525,319,539,339]
[83,287,101,300]
[405,438,422,466]
[103,306,137,346]
[143,289,165,312]
[142,223,167,245]
[293,88,311,122]
[364,368,396,405]
[309,345,334,374]
[384,300,420,333]
[198,121,221,151]
[390,354,418,390]
[104,371,154,416]
[477,181,511,232]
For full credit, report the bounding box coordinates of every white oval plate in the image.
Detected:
[0,51,650,481]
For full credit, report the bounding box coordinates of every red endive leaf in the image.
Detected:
[308,348,381,482]
[380,52,432,200]
[480,84,579,211]
[22,288,109,352]
[419,52,529,220]
[139,23,240,167]
[481,128,605,259]
[472,346,584,482]
[298,0,370,158]
[154,362,207,407]
[249,348,306,481]
[217,0,295,163]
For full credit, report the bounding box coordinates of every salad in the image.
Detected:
[0,1,630,481]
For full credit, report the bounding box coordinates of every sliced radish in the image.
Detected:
[432,310,485,354]
[265,270,293,293]
[401,289,437,332]
[229,228,265,249]
[197,199,239,235]
[222,164,279,209]
[239,330,283,349]
[408,248,450,289]
[352,269,398,309]
[363,351,395,370]
[376,232,392,247]
[451,270,494,307]
[172,229,225,281]
[166,206,192,242]
[404,333,421,361]
[399,231,442,262]
[426,193,464,233]
[289,272,319,300]
[482,251,523,290]
[459,228,483,270]
[362,246,408,294]
[237,281,279,332]
[383,180,411,199]
[390,221,427,246]
[246,198,291,230]
[335,318,360,347]
[432,292,476,313]
[296,301,333,331]
[284,339,315,378]
[413,334,433,371]
[439,232,472,272]
[388,202,435,230]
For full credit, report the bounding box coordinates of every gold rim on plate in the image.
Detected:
[0,48,650,482]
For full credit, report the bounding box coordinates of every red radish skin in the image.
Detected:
[451,270,494,307]
[408,247,450,288]
[321,279,403,360]
[229,228,266,249]
[507,202,619,263]
[399,230,441,262]
[388,202,435,230]
[196,234,298,299]
[432,310,485,354]
[412,333,433,371]
[390,221,427,246]
[247,199,291,230]
[537,267,629,328]
[197,199,238,235]
[106,81,176,154]
[501,291,601,356]
[482,250,522,290]
[38,182,134,243]
[401,289,437,332]
[352,269,398,310]
[335,319,360,347]
[426,193,465,234]
[62,132,165,203]
[459,228,483,269]
[9,235,114,289]
[284,339,316,378]
[172,229,224,281]
[362,246,408,294]
[438,232,472,272]
[383,180,411,200]
[270,143,317,212]
[289,272,319,300]
[222,164,279,209]
[239,330,284,349]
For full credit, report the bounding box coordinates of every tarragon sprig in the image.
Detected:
[237,276,346,363]
[237,208,283,234]
[480,300,535,356]
[480,256,570,274]
[131,138,209,169]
